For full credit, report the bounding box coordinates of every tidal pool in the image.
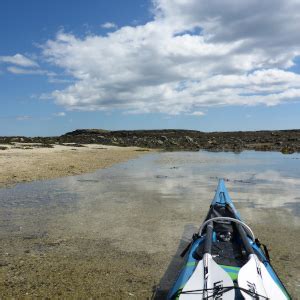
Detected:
[0,151,299,298]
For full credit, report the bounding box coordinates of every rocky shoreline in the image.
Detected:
[1,129,300,153]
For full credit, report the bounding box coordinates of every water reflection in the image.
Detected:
[0,150,299,297]
[0,151,299,249]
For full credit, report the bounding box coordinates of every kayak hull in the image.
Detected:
[167,179,291,300]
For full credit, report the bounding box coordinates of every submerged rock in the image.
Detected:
[281,146,295,154]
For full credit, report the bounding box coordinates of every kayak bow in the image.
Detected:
[167,179,291,300]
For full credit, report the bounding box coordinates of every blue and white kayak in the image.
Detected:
[167,179,291,300]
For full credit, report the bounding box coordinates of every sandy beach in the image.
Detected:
[0,143,151,188]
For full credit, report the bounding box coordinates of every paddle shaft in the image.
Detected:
[235,223,254,255]
[203,221,213,254]
[203,222,213,300]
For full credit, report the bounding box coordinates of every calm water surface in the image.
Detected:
[2,150,299,229]
[0,151,299,297]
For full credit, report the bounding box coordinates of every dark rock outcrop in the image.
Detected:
[1,129,300,153]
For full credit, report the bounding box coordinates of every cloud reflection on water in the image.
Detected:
[0,151,299,253]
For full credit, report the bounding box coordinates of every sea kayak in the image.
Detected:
[167,179,291,300]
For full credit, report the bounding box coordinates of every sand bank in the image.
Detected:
[0,143,151,188]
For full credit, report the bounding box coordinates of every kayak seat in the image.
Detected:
[214,220,234,234]
[193,240,247,268]
[211,241,248,267]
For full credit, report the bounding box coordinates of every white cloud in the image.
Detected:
[189,111,205,117]
[7,66,45,75]
[0,54,38,68]
[101,22,118,29]
[40,0,300,114]
[53,112,66,117]
[7,66,59,79]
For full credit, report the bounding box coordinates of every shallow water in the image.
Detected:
[0,151,299,298]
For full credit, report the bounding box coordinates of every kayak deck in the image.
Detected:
[167,179,291,300]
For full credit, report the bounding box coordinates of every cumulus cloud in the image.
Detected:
[41,0,300,114]
[190,111,205,117]
[0,54,38,68]
[101,22,118,29]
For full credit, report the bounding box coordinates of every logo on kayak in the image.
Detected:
[213,280,223,299]
[247,281,257,295]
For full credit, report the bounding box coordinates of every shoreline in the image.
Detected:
[1,128,299,153]
[0,143,153,188]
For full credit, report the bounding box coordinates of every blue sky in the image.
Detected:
[0,0,300,136]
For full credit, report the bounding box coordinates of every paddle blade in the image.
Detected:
[180,254,235,299]
[238,255,288,299]
[260,261,289,299]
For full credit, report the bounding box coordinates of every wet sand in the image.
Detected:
[0,221,300,299]
[0,208,298,299]
[247,210,300,299]
[0,143,151,188]
[0,151,299,299]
